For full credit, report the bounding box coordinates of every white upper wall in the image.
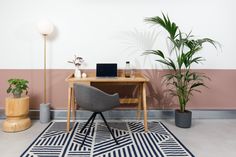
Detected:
[0,0,235,69]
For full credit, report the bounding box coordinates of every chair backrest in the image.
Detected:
[74,83,120,112]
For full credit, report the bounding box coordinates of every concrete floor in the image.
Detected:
[0,119,236,157]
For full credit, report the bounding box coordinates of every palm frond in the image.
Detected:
[145,13,178,39]
[197,38,219,49]
[143,50,165,58]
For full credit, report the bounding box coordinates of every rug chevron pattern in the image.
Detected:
[21,121,194,157]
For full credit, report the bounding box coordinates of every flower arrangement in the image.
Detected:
[68,54,84,78]
[68,54,84,67]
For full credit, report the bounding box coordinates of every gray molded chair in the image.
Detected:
[74,83,120,149]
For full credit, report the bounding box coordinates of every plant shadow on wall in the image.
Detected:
[143,13,220,128]
[121,29,174,109]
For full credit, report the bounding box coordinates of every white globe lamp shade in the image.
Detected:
[37,19,54,35]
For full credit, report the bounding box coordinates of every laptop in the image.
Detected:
[96,63,117,77]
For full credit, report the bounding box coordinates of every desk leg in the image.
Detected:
[72,88,76,126]
[136,84,142,120]
[67,87,72,132]
[142,83,148,132]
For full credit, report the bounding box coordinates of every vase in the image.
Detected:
[74,67,81,78]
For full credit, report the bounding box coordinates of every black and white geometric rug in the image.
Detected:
[21,121,194,157]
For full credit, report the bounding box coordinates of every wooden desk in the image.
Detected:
[65,74,149,132]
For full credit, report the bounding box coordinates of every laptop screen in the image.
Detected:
[96,63,117,77]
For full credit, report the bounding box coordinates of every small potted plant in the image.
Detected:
[68,54,84,78]
[7,79,29,98]
[3,78,31,132]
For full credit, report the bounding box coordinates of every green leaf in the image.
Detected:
[190,82,205,89]
[197,38,220,49]
[7,87,12,93]
[143,50,165,58]
[156,59,176,70]
[167,58,176,71]
[6,78,29,96]
[145,13,178,39]
[190,56,205,64]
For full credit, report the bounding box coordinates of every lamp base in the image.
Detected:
[40,103,51,123]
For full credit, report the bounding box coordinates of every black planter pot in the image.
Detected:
[175,109,192,128]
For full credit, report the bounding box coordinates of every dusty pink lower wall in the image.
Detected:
[0,69,72,109]
[0,69,235,109]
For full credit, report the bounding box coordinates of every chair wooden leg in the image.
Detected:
[99,112,119,145]
[80,113,96,133]
[79,113,96,149]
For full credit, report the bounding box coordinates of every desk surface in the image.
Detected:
[65,73,149,83]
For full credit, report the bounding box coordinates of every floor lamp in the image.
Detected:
[37,19,54,123]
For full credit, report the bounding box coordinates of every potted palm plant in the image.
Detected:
[144,13,219,128]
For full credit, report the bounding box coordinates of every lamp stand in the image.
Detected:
[43,34,47,104]
[37,19,54,124]
[40,34,50,123]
